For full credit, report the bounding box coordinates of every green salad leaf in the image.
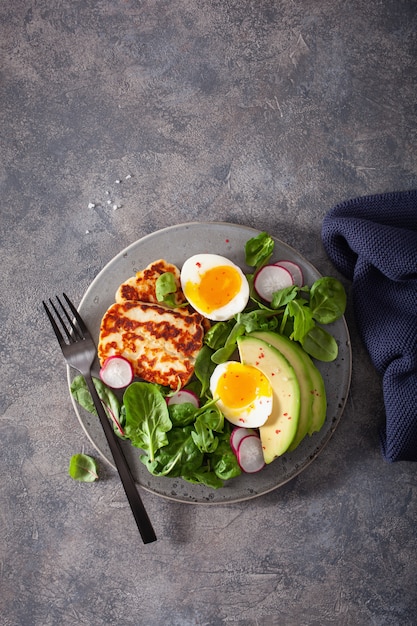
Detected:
[155,272,180,308]
[167,402,198,427]
[70,375,126,438]
[194,344,216,396]
[124,385,239,488]
[309,276,347,324]
[123,382,172,461]
[210,435,242,481]
[245,231,274,269]
[142,419,239,488]
[211,321,245,364]
[191,403,224,453]
[237,309,278,333]
[68,453,99,482]
[204,320,235,350]
[180,466,224,489]
[270,285,300,309]
[142,425,204,477]
[301,325,339,361]
[287,298,316,342]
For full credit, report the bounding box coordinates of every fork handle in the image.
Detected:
[84,375,157,544]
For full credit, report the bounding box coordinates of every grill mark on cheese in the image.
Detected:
[119,285,140,302]
[98,301,205,389]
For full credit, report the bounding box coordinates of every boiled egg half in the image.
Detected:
[210,361,273,428]
[180,254,250,321]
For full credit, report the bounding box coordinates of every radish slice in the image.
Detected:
[230,427,256,454]
[275,260,304,287]
[166,389,200,408]
[237,434,266,473]
[253,264,294,302]
[99,356,134,389]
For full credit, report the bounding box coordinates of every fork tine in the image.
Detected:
[43,300,66,347]
[48,297,76,342]
[62,293,90,337]
[55,295,84,342]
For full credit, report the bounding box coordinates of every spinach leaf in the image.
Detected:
[245,231,274,269]
[197,400,224,431]
[270,285,300,309]
[123,382,172,461]
[138,399,235,487]
[155,272,181,307]
[310,277,347,324]
[301,325,339,361]
[211,342,237,364]
[181,465,224,489]
[191,403,224,453]
[210,436,242,480]
[167,402,197,427]
[70,375,126,438]
[204,320,235,349]
[68,453,99,482]
[237,309,279,333]
[194,344,216,396]
[191,417,219,454]
[142,425,203,477]
[287,298,316,342]
[211,321,245,364]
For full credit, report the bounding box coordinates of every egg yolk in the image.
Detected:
[214,362,272,409]
[185,265,242,314]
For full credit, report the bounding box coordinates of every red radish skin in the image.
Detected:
[230,427,256,454]
[166,389,200,408]
[275,260,304,287]
[99,356,134,389]
[253,264,294,302]
[237,434,266,473]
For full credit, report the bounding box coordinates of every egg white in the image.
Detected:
[180,253,250,321]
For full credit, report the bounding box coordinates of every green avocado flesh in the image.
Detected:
[249,331,327,442]
[237,335,301,463]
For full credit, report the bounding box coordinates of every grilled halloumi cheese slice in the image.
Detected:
[115,259,186,307]
[98,301,205,389]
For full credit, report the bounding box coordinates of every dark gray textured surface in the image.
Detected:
[2,1,416,624]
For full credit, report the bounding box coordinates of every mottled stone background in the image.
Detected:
[2,1,416,625]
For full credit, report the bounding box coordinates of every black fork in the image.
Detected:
[43,293,157,544]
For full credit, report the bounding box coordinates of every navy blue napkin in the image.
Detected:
[321,190,417,462]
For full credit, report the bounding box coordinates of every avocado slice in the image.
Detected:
[250,330,327,441]
[304,354,327,435]
[249,331,314,450]
[237,335,300,463]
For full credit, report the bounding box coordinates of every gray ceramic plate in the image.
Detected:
[67,222,351,504]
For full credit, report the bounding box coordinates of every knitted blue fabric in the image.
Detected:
[321,190,417,462]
